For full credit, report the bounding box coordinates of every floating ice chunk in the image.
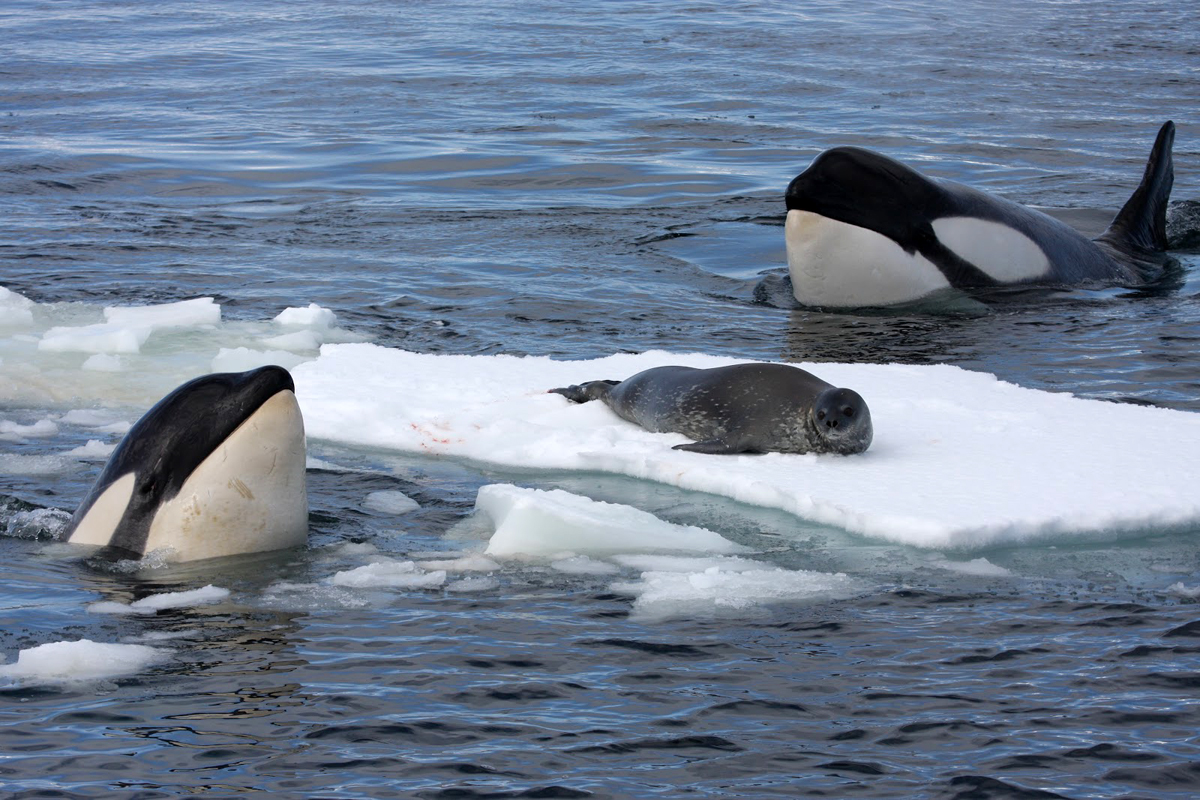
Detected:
[64,439,116,459]
[82,353,124,372]
[275,303,337,329]
[0,639,169,683]
[613,565,863,622]
[329,560,447,589]
[3,507,71,539]
[416,554,501,572]
[211,346,306,373]
[0,286,35,328]
[1168,582,1200,599]
[929,557,1012,577]
[58,409,131,434]
[261,330,322,351]
[39,322,151,354]
[447,576,501,592]
[550,555,622,575]
[87,585,230,615]
[0,418,59,439]
[476,484,749,559]
[363,490,420,515]
[103,297,221,329]
[260,581,372,610]
[0,453,72,475]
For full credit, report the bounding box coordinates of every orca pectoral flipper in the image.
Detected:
[549,380,619,404]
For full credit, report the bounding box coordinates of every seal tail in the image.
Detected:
[1098,120,1174,256]
[549,380,619,404]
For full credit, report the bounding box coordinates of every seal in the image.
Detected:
[551,363,872,455]
[61,365,308,562]
[784,120,1176,306]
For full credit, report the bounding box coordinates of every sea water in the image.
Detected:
[3,1,1200,797]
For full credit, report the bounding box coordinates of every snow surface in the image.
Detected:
[0,639,169,683]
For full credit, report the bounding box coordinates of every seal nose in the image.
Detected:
[816,404,857,431]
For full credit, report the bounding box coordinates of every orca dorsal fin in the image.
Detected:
[1099,120,1175,254]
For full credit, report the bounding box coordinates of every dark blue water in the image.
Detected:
[3,1,1200,797]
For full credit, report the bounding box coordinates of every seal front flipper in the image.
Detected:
[550,380,619,404]
[672,437,759,455]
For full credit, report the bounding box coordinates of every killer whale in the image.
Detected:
[62,366,308,562]
[784,121,1176,307]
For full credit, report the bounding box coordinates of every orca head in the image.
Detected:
[809,387,873,455]
[784,147,1027,306]
[64,365,308,562]
[785,146,944,248]
[784,147,958,307]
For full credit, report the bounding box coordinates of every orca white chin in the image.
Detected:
[785,210,949,307]
[143,389,307,562]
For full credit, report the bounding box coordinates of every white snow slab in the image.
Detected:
[0,639,169,683]
[293,344,1200,550]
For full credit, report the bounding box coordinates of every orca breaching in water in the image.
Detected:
[784,121,1176,307]
[62,366,308,562]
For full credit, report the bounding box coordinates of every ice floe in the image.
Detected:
[0,639,169,683]
[292,344,1200,550]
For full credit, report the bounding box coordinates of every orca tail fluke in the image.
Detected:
[1100,120,1174,256]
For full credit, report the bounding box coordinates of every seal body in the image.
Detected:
[785,121,1176,307]
[62,366,308,562]
[552,363,872,455]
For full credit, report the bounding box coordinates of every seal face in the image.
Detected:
[552,363,872,456]
[784,121,1176,307]
[62,366,308,562]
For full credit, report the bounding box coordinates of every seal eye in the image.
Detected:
[843,406,855,418]
[817,410,827,421]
